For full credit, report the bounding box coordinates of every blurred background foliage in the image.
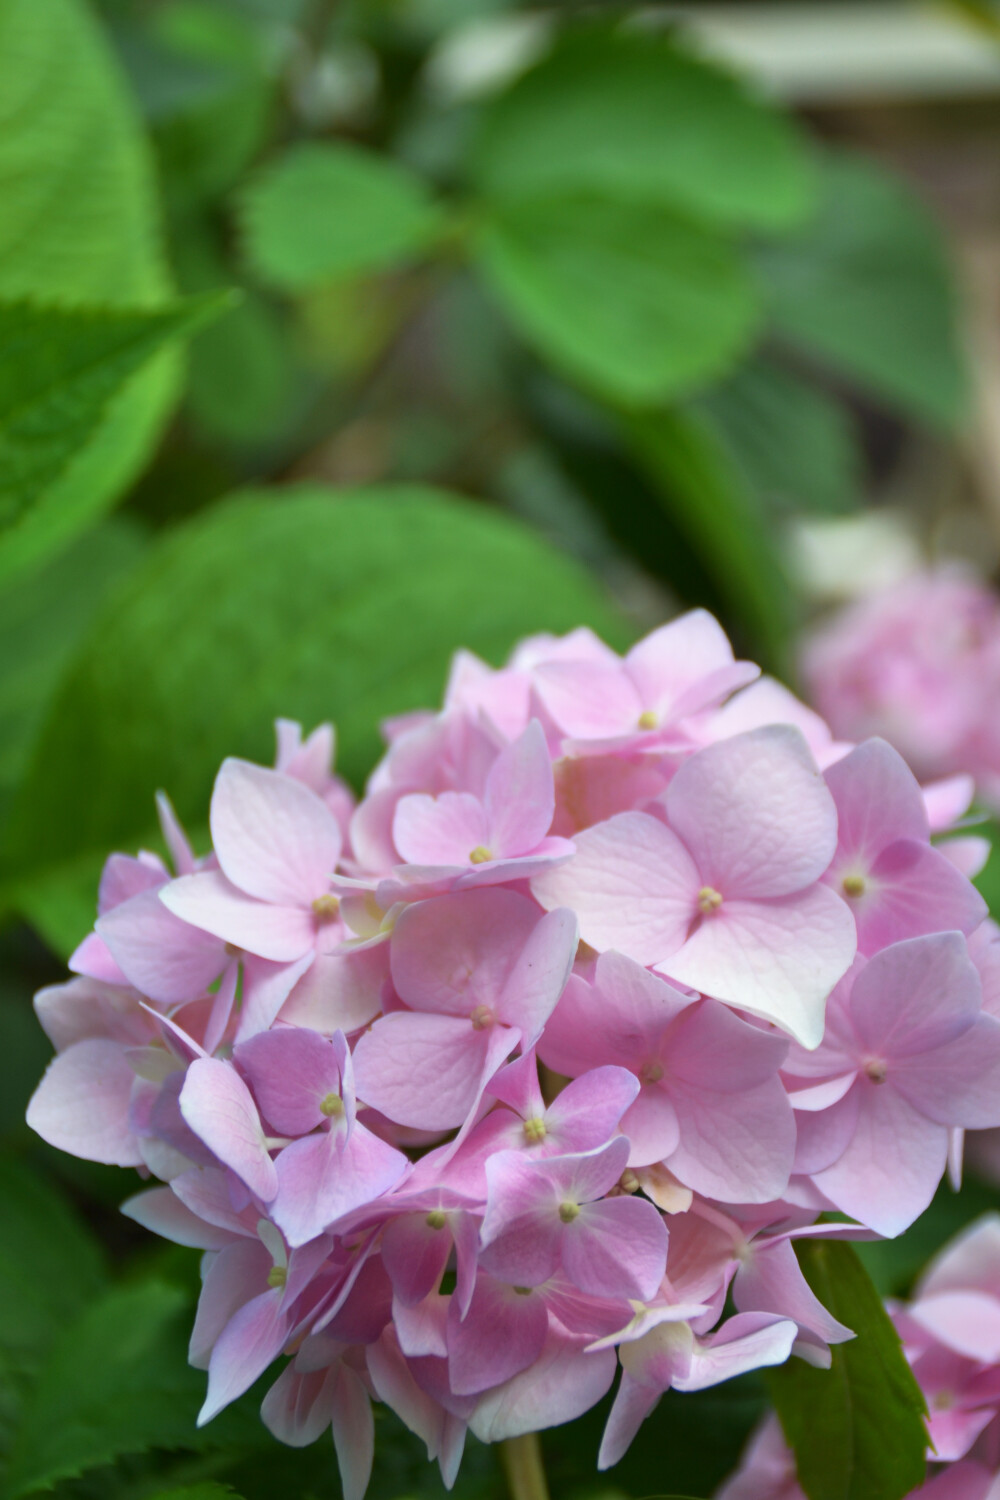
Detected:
[4,0,1000,1496]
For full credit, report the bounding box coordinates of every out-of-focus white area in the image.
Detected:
[670,4,1000,102]
[789,512,925,602]
[425,5,1000,106]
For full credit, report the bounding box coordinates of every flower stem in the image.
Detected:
[500,1432,550,1500]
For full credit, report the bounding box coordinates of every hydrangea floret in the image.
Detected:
[26,612,1000,1498]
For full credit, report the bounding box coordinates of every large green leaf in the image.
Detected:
[758,152,967,430]
[698,355,862,516]
[0,0,176,583]
[2,485,628,901]
[767,1241,928,1500]
[0,520,147,834]
[0,294,227,533]
[151,1488,246,1500]
[6,1282,206,1496]
[473,30,814,231]
[240,142,445,290]
[477,196,759,405]
[626,407,796,675]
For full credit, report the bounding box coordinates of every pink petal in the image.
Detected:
[160,871,316,963]
[97,889,227,1003]
[390,886,540,1017]
[199,1288,288,1423]
[668,996,790,1092]
[621,1091,682,1167]
[179,1057,278,1202]
[272,1124,407,1246]
[393,791,487,867]
[121,1186,236,1249]
[330,1365,375,1500]
[276,945,384,1035]
[850,840,987,955]
[447,1275,548,1395]
[483,720,556,854]
[659,885,856,1048]
[532,812,698,965]
[826,738,930,856]
[382,1214,455,1308]
[468,1326,617,1443]
[792,1085,861,1175]
[733,1238,853,1348]
[211,757,341,906]
[68,932,130,987]
[850,931,981,1057]
[237,953,315,1042]
[532,659,640,739]
[667,1077,794,1203]
[26,1038,142,1166]
[811,1085,948,1236]
[544,1066,640,1153]
[918,1216,1000,1301]
[893,1013,1000,1129]
[235,1027,342,1135]
[626,609,740,712]
[190,1237,271,1368]
[496,906,577,1040]
[565,1195,667,1300]
[98,853,165,913]
[597,1370,659,1470]
[367,1326,446,1459]
[261,1360,338,1448]
[909,1291,1000,1363]
[352,1011,517,1131]
[923,774,976,832]
[678,1313,797,1391]
[666,726,838,899]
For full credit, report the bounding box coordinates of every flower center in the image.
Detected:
[864,1059,888,1084]
[469,845,493,864]
[558,1201,580,1224]
[640,1060,664,1085]
[619,1169,640,1194]
[523,1116,547,1144]
[470,1004,495,1030]
[425,1210,447,1230]
[311,893,340,921]
[841,874,866,899]
[697,886,723,914]
[266,1265,287,1289]
[637,710,658,730]
[320,1092,344,1116]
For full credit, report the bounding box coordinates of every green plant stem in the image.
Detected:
[500,1432,550,1500]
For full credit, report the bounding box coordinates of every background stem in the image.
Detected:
[500,1432,551,1500]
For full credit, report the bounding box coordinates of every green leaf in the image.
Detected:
[5,1281,205,1496]
[2,484,629,899]
[0,520,147,834]
[0,0,178,583]
[626,407,796,675]
[240,143,444,290]
[759,152,967,429]
[698,355,862,516]
[0,294,230,533]
[473,30,814,231]
[0,1155,107,1375]
[150,1488,245,1500]
[767,1241,928,1500]
[477,196,759,405]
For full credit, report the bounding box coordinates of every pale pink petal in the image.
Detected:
[626,610,739,711]
[668,996,790,1092]
[190,1238,271,1367]
[203,962,240,1055]
[330,1365,375,1500]
[826,739,930,855]
[668,1078,794,1203]
[235,1026,342,1135]
[121,1186,235,1249]
[68,932,130,987]
[199,1288,287,1423]
[272,1124,407,1246]
[850,931,981,1057]
[923,774,976,831]
[909,1290,1000,1362]
[918,1215,1000,1300]
[447,1275,549,1395]
[792,1086,861,1175]
[97,889,227,1003]
[811,1086,948,1236]
[659,885,856,1048]
[565,1196,667,1300]
[678,1313,797,1391]
[393,791,487,867]
[849,840,987,954]
[211,758,341,906]
[733,1238,853,1348]
[893,1013,1000,1129]
[468,1327,617,1443]
[179,1057,278,1202]
[938,836,991,880]
[160,871,316,963]
[390,887,539,1017]
[156,790,197,875]
[367,1326,445,1459]
[237,953,315,1042]
[544,1067,640,1153]
[532,660,639,739]
[597,1370,659,1470]
[532,812,698,965]
[666,727,838,898]
[484,720,557,855]
[261,1360,337,1447]
[33,976,149,1051]
[621,1090,681,1167]
[496,906,577,1040]
[352,1011,517,1131]
[27,1038,142,1165]
[98,853,165,913]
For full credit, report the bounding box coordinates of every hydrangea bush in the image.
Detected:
[26,611,1000,1498]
